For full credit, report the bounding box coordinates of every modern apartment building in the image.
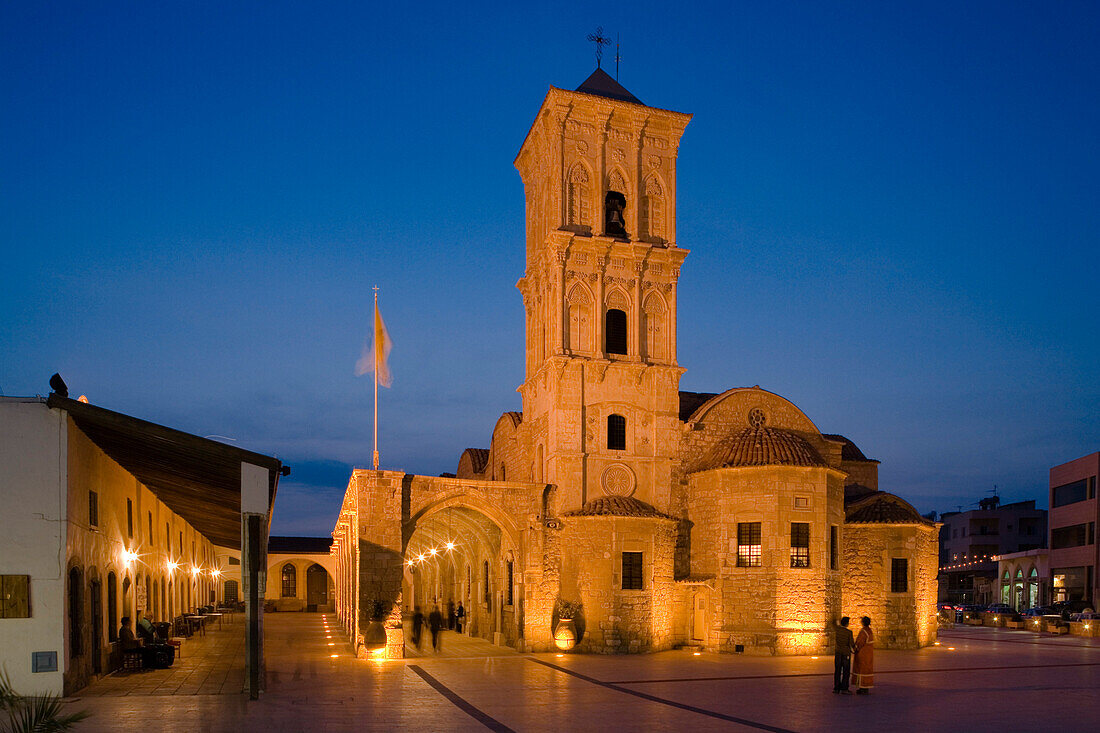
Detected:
[1049,452,1100,606]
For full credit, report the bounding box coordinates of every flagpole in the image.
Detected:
[372,286,380,470]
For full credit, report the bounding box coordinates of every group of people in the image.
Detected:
[833,616,874,695]
[409,599,465,653]
[118,614,175,669]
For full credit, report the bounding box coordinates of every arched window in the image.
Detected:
[605,170,628,238]
[68,567,82,657]
[641,177,664,242]
[500,463,506,481]
[606,309,628,355]
[282,563,297,598]
[122,576,132,620]
[608,414,627,450]
[567,164,591,229]
[107,572,118,641]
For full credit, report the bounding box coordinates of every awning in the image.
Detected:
[47,394,286,549]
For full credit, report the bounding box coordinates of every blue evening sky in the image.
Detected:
[2,1,1098,535]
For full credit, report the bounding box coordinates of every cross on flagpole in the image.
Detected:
[372,285,380,469]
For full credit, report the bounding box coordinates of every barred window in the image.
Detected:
[483,560,491,605]
[737,523,762,567]
[506,560,514,606]
[790,523,810,568]
[608,414,626,450]
[622,552,643,590]
[891,558,908,593]
[126,498,133,538]
[88,491,98,528]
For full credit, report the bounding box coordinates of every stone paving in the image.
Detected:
[64,615,1100,732]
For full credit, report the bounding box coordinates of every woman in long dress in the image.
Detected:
[851,616,875,694]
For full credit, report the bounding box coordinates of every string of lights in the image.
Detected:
[405,541,458,567]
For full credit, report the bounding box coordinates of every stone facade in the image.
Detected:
[332,70,940,658]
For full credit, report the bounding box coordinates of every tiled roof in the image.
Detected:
[845,491,934,526]
[463,448,490,474]
[695,426,827,472]
[564,495,670,518]
[268,536,332,554]
[822,433,876,462]
[678,391,718,422]
[575,68,643,105]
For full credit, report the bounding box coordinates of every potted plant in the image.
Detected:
[554,598,582,651]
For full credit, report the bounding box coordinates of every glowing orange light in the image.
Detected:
[330,654,339,658]
[77,395,89,403]
[445,541,455,551]
[694,652,702,656]
[556,654,564,658]
[428,548,437,556]
[948,647,956,650]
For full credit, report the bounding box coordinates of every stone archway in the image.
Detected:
[404,504,513,649]
[332,469,559,659]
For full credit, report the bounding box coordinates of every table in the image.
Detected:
[184,615,206,637]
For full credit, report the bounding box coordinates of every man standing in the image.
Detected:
[455,601,465,634]
[833,616,854,694]
[428,603,444,653]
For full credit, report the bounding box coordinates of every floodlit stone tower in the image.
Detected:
[514,69,692,512]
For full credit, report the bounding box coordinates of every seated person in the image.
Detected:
[134,612,175,668]
[119,616,142,651]
[136,613,157,642]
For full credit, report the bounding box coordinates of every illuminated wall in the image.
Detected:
[842,523,939,648]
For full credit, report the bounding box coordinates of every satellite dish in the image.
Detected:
[49,373,69,398]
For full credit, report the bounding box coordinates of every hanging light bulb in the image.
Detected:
[445,541,455,551]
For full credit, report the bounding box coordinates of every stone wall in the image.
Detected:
[688,465,844,655]
[842,523,939,648]
[558,515,678,653]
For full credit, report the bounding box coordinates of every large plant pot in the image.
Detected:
[554,618,577,651]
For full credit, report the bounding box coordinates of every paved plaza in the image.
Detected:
[63,614,1100,732]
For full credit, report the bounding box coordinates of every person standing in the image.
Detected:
[447,598,456,631]
[833,616,854,694]
[411,605,424,650]
[455,601,465,634]
[428,603,444,653]
[851,616,875,694]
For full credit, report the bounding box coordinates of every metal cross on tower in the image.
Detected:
[586,26,611,68]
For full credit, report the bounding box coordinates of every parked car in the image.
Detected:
[956,604,985,622]
[1021,606,1055,617]
[985,603,1013,616]
[1052,600,1095,620]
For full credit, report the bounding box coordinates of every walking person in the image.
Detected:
[833,616,854,694]
[851,616,875,694]
[411,605,424,650]
[428,603,444,653]
[455,601,465,634]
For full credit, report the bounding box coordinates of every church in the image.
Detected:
[331,68,939,657]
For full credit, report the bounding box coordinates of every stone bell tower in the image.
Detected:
[514,69,691,512]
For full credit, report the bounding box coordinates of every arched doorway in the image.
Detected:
[307,564,329,611]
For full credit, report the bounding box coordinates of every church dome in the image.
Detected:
[565,496,670,519]
[695,426,826,472]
